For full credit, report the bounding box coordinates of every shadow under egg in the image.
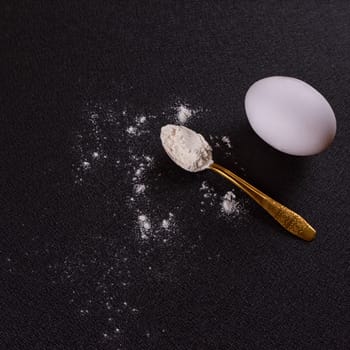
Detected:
[219,121,309,198]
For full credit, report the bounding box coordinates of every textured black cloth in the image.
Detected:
[1,1,350,349]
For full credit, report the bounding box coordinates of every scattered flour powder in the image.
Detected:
[69,99,246,346]
[221,190,240,216]
[138,214,152,239]
[222,136,232,149]
[73,102,245,238]
[176,104,193,124]
[162,219,170,229]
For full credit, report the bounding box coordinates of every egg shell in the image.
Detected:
[244,76,336,156]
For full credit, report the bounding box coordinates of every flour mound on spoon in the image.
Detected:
[160,124,213,172]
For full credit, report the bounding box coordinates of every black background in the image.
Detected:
[2,1,350,349]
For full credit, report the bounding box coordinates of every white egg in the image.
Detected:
[244,76,336,156]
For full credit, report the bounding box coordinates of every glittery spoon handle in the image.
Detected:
[209,163,316,241]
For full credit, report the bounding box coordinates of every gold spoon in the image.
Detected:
[161,124,316,242]
[210,162,316,241]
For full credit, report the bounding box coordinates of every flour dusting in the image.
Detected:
[177,104,192,124]
[72,100,245,236]
[221,190,240,216]
[138,214,152,239]
[134,184,146,194]
[222,136,232,149]
[162,219,170,229]
[70,99,247,346]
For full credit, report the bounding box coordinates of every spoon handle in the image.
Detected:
[209,163,316,241]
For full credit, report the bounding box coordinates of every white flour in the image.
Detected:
[125,114,151,137]
[221,190,240,216]
[199,181,217,212]
[160,125,213,172]
[73,103,245,238]
[162,219,170,229]
[82,161,91,169]
[160,125,242,218]
[138,214,152,239]
[221,136,232,149]
[126,126,137,135]
[72,102,245,238]
[176,104,193,124]
[199,181,242,216]
[70,100,247,345]
[134,184,146,194]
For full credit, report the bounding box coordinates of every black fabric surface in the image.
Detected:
[1,1,350,349]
